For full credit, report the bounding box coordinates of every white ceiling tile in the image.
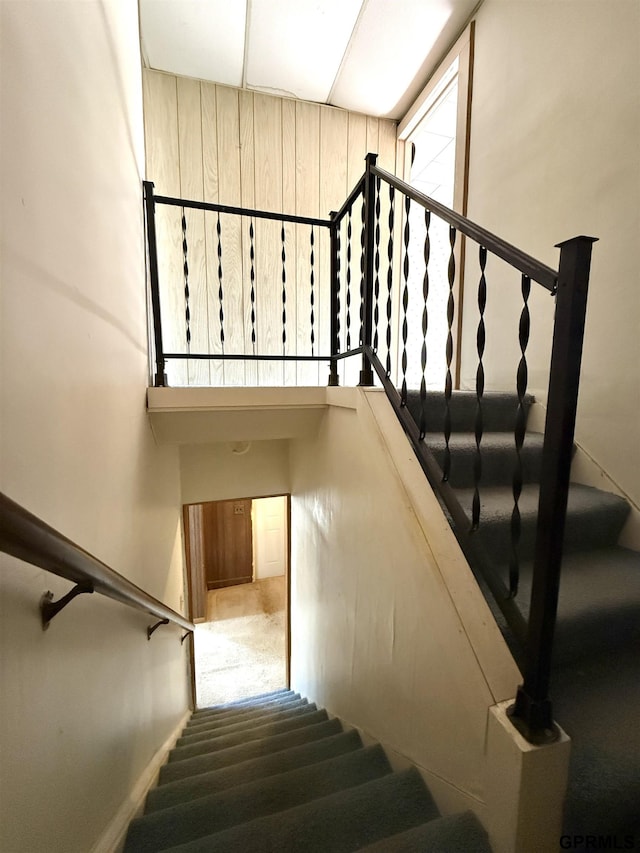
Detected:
[330,0,477,119]
[245,0,364,102]
[140,0,246,86]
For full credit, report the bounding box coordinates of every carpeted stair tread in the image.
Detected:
[177,703,317,746]
[551,641,640,838]
[146,730,364,813]
[515,546,640,665]
[185,696,306,732]
[455,483,629,562]
[169,708,328,763]
[189,691,299,723]
[358,810,492,852]
[159,718,343,784]
[404,390,532,434]
[161,767,439,853]
[125,745,392,852]
[194,688,293,712]
[423,431,544,487]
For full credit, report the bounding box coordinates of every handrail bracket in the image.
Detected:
[147,618,170,640]
[41,582,94,630]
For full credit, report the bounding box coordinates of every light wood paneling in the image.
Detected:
[143,70,398,388]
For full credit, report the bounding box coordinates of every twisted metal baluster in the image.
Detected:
[510,274,531,597]
[386,186,395,377]
[217,212,224,354]
[181,209,191,350]
[442,226,457,481]
[401,194,411,406]
[336,225,341,353]
[373,176,381,354]
[309,225,315,355]
[281,222,287,357]
[346,208,352,350]
[472,246,488,530]
[419,210,431,440]
[249,219,256,354]
[359,192,366,346]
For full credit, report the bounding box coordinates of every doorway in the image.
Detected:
[183,494,290,708]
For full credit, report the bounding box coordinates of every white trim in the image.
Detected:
[90,710,191,853]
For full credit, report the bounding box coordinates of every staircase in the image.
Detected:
[124,689,491,852]
[404,390,640,839]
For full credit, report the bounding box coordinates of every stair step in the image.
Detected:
[159,718,343,784]
[456,483,629,563]
[169,708,328,763]
[185,695,305,731]
[161,768,439,853]
[405,390,532,434]
[517,546,640,666]
[424,430,544,487]
[146,730,363,813]
[125,746,391,852]
[358,811,492,852]
[190,689,297,722]
[177,703,317,746]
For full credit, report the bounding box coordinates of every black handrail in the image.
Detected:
[372,165,558,293]
[152,193,331,229]
[0,492,194,634]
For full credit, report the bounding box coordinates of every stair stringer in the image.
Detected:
[288,386,569,853]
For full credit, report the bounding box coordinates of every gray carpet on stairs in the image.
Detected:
[404,390,640,841]
[126,692,488,852]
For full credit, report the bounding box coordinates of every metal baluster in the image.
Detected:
[250,219,256,354]
[386,186,395,377]
[510,274,531,596]
[401,195,411,406]
[373,176,381,354]
[310,225,315,355]
[336,224,342,354]
[217,212,224,358]
[419,210,431,439]
[346,208,352,350]
[360,192,366,347]
[442,226,457,481]
[181,209,191,350]
[472,246,488,530]
[281,223,287,366]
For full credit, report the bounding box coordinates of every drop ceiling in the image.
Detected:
[139,0,479,120]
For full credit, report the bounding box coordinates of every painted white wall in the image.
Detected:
[288,388,522,821]
[0,2,190,851]
[253,495,288,579]
[179,440,290,504]
[460,0,640,507]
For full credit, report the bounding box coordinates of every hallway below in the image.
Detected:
[194,576,287,707]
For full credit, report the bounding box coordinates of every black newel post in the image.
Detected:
[359,153,377,386]
[508,235,597,743]
[328,210,340,387]
[143,180,167,387]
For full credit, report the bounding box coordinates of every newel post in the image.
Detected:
[328,210,340,387]
[143,180,167,387]
[509,235,597,743]
[359,152,377,386]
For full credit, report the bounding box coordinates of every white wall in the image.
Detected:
[180,440,290,504]
[460,0,640,507]
[0,2,190,851]
[288,389,520,817]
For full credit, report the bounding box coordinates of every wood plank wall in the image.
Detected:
[143,70,398,387]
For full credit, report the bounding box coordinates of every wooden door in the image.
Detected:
[183,503,208,622]
[202,499,253,590]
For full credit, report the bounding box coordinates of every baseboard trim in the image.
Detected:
[90,709,191,853]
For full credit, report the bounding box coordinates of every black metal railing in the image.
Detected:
[144,156,595,742]
[0,493,194,638]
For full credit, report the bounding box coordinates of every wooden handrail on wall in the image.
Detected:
[0,492,194,635]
